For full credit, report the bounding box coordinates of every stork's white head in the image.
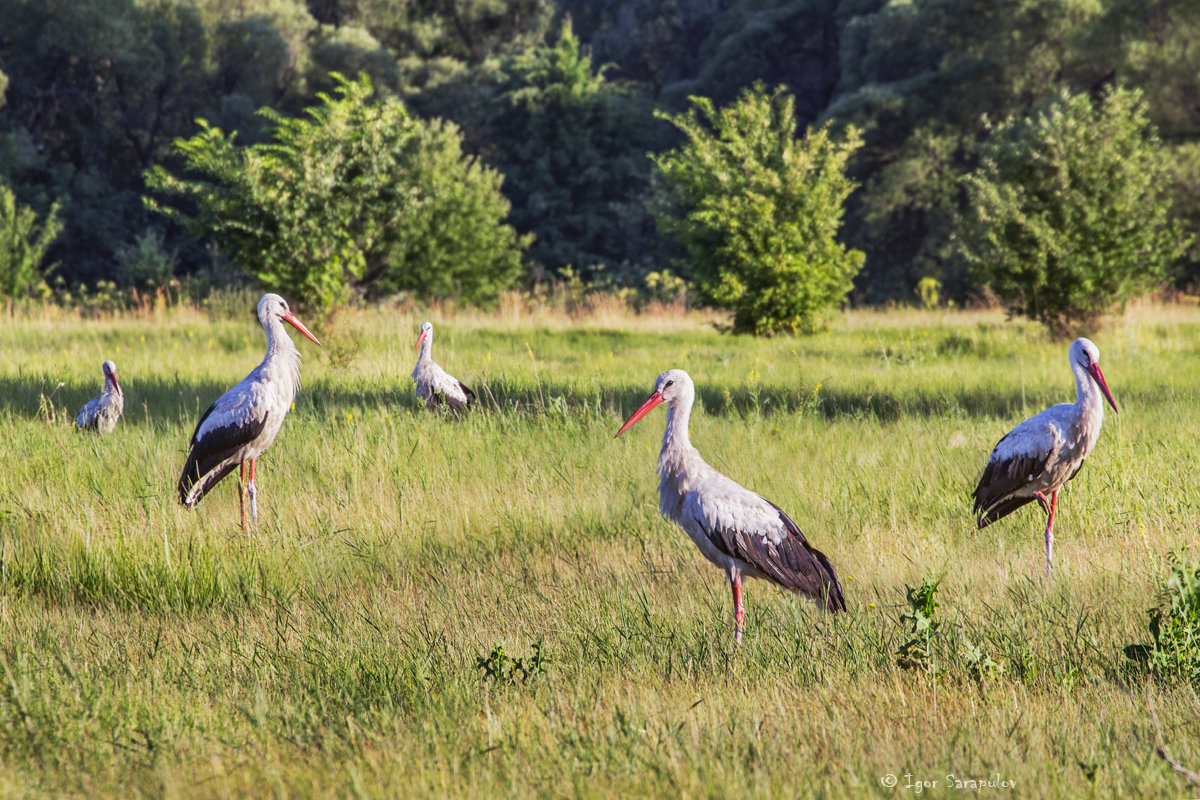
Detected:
[1070,337,1118,413]
[257,293,322,347]
[101,360,120,392]
[615,369,694,436]
[414,321,433,351]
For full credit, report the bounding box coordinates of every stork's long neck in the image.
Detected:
[104,375,122,398]
[261,316,302,399]
[1072,361,1105,442]
[657,386,705,494]
[418,335,433,363]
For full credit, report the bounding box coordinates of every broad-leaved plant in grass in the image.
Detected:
[896,577,943,673]
[1126,555,1200,686]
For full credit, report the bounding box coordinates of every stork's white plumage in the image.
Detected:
[972,337,1119,572]
[75,360,124,433]
[616,369,845,644]
[178,294,321,530]
[412,321,475,412]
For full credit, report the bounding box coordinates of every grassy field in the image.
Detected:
[1,299,1198,798]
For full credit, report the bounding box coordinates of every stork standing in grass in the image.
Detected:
[75,360,123,433]
[615,369,846,644]
[972,337,1119,573]
[179,293,321,530]
[412,321,475,412]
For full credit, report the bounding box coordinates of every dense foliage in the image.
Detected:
[483,21,662,283]
[958,88,1190,336]
[1,0,1199,324]
[0,182,61,297]
[653,85,863,334]
[145,75,526,311]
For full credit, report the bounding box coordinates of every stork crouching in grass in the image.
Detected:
[615,369,845,645]
[972,337,1119,573]
[412,321,475,412]
[75,360,123,433]
[179,293,321,530]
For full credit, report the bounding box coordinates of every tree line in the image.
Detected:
[0,0,1196,334]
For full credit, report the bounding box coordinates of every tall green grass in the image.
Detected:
[0,301,1198,797]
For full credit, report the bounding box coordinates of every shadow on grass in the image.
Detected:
[422,376,1046,423]
[0,373,237,427]
[0,371,1094,428]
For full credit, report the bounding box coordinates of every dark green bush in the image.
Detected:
[957,87,1191,337]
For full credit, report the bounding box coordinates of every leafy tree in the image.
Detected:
[557,0,729,94]
[830,0,1110,302]
[957,87,1190,336]
[146,73,525,311]
[352,0,551,64]
[483,19,662,282]
[652,83,864,335]
[367,115,531,301]
[0,0,215,285]
[0,182,62,297]
[307,24,402,96]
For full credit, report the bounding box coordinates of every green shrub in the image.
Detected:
[115,228,177,290]
[916,276,941,310]
[0,183,62,298]
[651,83,864,335]
[146,73,527,313]
[957,87,1191,337]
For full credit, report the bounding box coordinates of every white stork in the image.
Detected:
[615,369,846,644]
[972,337,1119,573]
[412,321,476,412]
[178,293,321,530]
[75,360,124,433]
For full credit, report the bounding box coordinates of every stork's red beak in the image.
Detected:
[281,311,322,347]
[414,330,428,351]
[615,391,664,437]
[110,374,120,394]
[1087,363,1118,414]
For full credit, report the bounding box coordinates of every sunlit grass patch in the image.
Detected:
[1,301,1200,797]
[0,533,290,613]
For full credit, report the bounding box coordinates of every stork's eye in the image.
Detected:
[663,380,675,389]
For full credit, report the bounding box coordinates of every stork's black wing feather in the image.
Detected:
[178,404,268,506]
[971,433,1053,528]
[974,459,1085,527]
[458,380,476,405]
[703,499,846,612]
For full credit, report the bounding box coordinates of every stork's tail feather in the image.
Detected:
[809,547,846,613]
[178,457,239,508]
[459,380,476,406]
[973,494,1037,529]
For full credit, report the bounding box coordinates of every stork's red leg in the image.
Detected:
[238,461,247,532]
[247,457,258,524]
[730,570,745,646]
[1044,489,1058,574]
[1034,491,1050,515]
